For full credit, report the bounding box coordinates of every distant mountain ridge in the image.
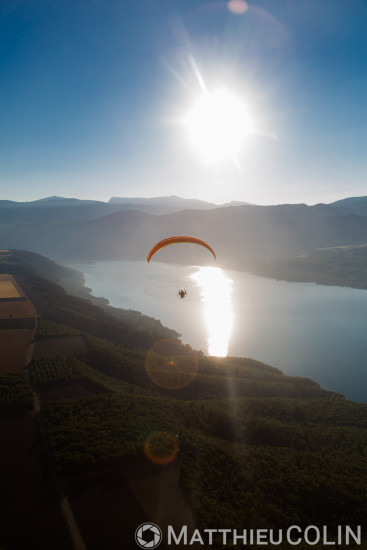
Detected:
[329,195,367,215]
[109,195,252,213]
[0,194,249,218]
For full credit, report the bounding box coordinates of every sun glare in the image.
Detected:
[191,266,233,356]
[184,89,250,164]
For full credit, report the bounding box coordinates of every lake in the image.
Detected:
[71,261,367,403]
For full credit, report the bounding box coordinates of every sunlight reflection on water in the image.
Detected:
[190,267,233,356]
[72,261,367,400]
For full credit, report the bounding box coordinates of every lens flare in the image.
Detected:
[146,339,198,390]
[143,431,179,465]
[228,0,248,14]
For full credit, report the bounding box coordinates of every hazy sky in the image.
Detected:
[1,0,366,205]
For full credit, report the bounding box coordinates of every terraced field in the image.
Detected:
[33,336,87,359]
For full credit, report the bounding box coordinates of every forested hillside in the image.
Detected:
[244,244,367,290]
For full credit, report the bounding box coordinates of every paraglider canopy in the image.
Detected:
[147,235,216,263]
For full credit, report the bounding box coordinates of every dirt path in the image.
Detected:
[60,497,87,550]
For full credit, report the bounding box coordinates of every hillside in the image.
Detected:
[243,244,367,290]
[0,249,179,340]
[1,255,367,548]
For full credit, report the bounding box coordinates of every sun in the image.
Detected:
[184,89,250,164]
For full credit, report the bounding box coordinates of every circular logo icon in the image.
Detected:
[135,523,162,549]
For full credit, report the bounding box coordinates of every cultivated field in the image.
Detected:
[0,299,35,319]
[0,329,35,373]
[0,274,36,372]
[0,281,21,299]
[33,336,87,359]
[0,274,24,297]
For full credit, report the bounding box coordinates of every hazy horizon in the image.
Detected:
[2,191,366,209]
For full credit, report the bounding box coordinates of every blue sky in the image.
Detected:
[0,0,366,205]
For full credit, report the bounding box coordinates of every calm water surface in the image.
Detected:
[72,261,367,403]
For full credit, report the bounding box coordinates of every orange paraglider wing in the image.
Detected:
[147,236,216,263]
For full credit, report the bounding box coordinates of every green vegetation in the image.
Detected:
[179,398,367,531]
[244,244,367,289]
[37,316,82,337]
[30,356,105,391]
[0,373,33,410]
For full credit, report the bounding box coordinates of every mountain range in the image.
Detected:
[1,195,367,279]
